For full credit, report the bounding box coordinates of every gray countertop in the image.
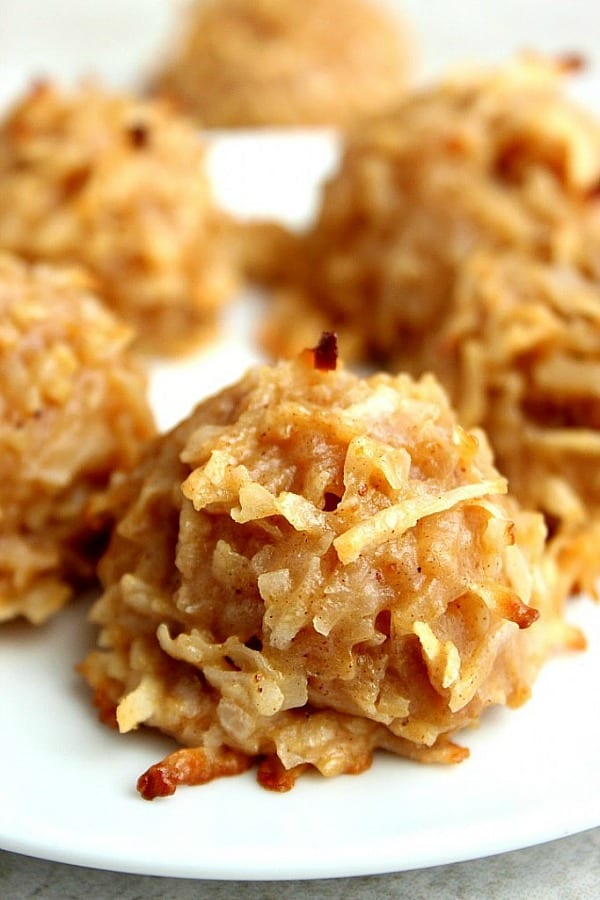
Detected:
[2,827,599,900]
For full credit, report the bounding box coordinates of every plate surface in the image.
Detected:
[1,246,600,878]
[1,0,600,881]
[0,593,598,879]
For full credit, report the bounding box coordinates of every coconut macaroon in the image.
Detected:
[0,82,236,355]
[426,252,600,592]
[79,337,577,798]
[258,55,600,590]
[0,254,155,625]
[262,55,600,363]
[153,0,412,128]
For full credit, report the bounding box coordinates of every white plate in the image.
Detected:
[0,594,598,880]
[1,192,600,878]
[1,0,600,881]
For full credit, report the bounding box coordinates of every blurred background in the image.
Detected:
[2,0,598,245]
[1,0,598,109]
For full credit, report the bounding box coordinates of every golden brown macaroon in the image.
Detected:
[0,82,236,355]
[79,337,577,798]
[153,0,412,128]
[426,252,600,594]
[0,254,155,624]
[258,55,600,596]
[262,55,600,363]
